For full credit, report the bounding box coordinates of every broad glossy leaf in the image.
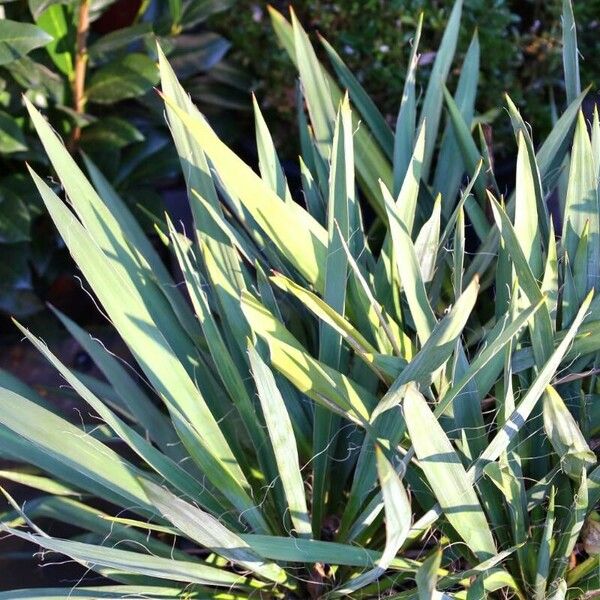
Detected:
[0,20,52,65]
[0,110,27,153]
[87,54,159,104]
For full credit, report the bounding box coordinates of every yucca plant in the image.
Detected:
[1,0,600,597]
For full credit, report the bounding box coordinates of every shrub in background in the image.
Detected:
[0,0,600,598]
[215,0,600,156]
[0,0,246,319]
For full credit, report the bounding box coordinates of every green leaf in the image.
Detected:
[0,468,78,497]
[0,110,27,153]
[543,385,596,479]
[535,487,555,599]
[252,94,292,202]
[321,34,393,159]
[551,471,588,583]
[514,131,543,278]
[404,384,497,560]
[248,345,312,538]
[335,448,411,595]
[141,479,291,587]
[313,95,355,533]
[0,389,152,512]
[0,187,30,242]
[28,0,70,20]
[160,84,328,292]
[88,23,153,61]
[563,111,600,293]
[434,29,479,215]
[416,549,444,600]
[0,19,52,65]
[410,291,591,542]
[418,0,463,178]
[382,175,436,345]
[36,3,73,77]
[562,0,580,106]
[0,586,196,599]
[87,53,159,104]
[81,117,144,149]
[0,525,258,589]
[240,290,375,426]
[393,13,421,195]
[27,167,267,533]
[415,194,441,283]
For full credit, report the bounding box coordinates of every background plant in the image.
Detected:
[214,0,600,160]
[0,0,599,598]
[0,0,246,320]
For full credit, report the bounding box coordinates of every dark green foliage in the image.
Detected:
[0,0,246,318]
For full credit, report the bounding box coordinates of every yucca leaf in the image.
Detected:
[563,111,600,293]
[0,469,77,497]
[27,168,267,533]
[13,320,226,515]
[434,29,479,215]
[393,13,422,194]
[0,587,218,599]
[416,549,444,600]
[489,195,554,365]
[562,0,580,106]
[141,480,292,587]
[415,194,441,283]
[7,495,193,560]
[542,220,559,322]
[441,88,491,240]
[466,88,587,283]
[98,515,427,572]
[472,292,592,477]
[312,95,355,534]
[335,448,411,595]
[157,45,251,359]
[404,384,496,560]
[550,470,588,584]
[321,34,394,159]
[26,102,203,373]
[505,95,550,244]
[341,277,483,531]
[168,225,268,462]
[543,385,596,479]
[252,94,292,202]
[453,205,465,297]
[240,290,375,425]
[269,5,391,217]
[409,291,591,541]
[418,0,463,178]
[248,344,312,538]
[382,178,436,344]
[535,487,555,599]
[160,92,327,291]
[515,131,544,278]
[0,390,152,512]
[51,307,179,458]
[0,525,258,589]
[270,274,389,382]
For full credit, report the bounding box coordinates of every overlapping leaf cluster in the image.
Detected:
[1,0,600,598]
